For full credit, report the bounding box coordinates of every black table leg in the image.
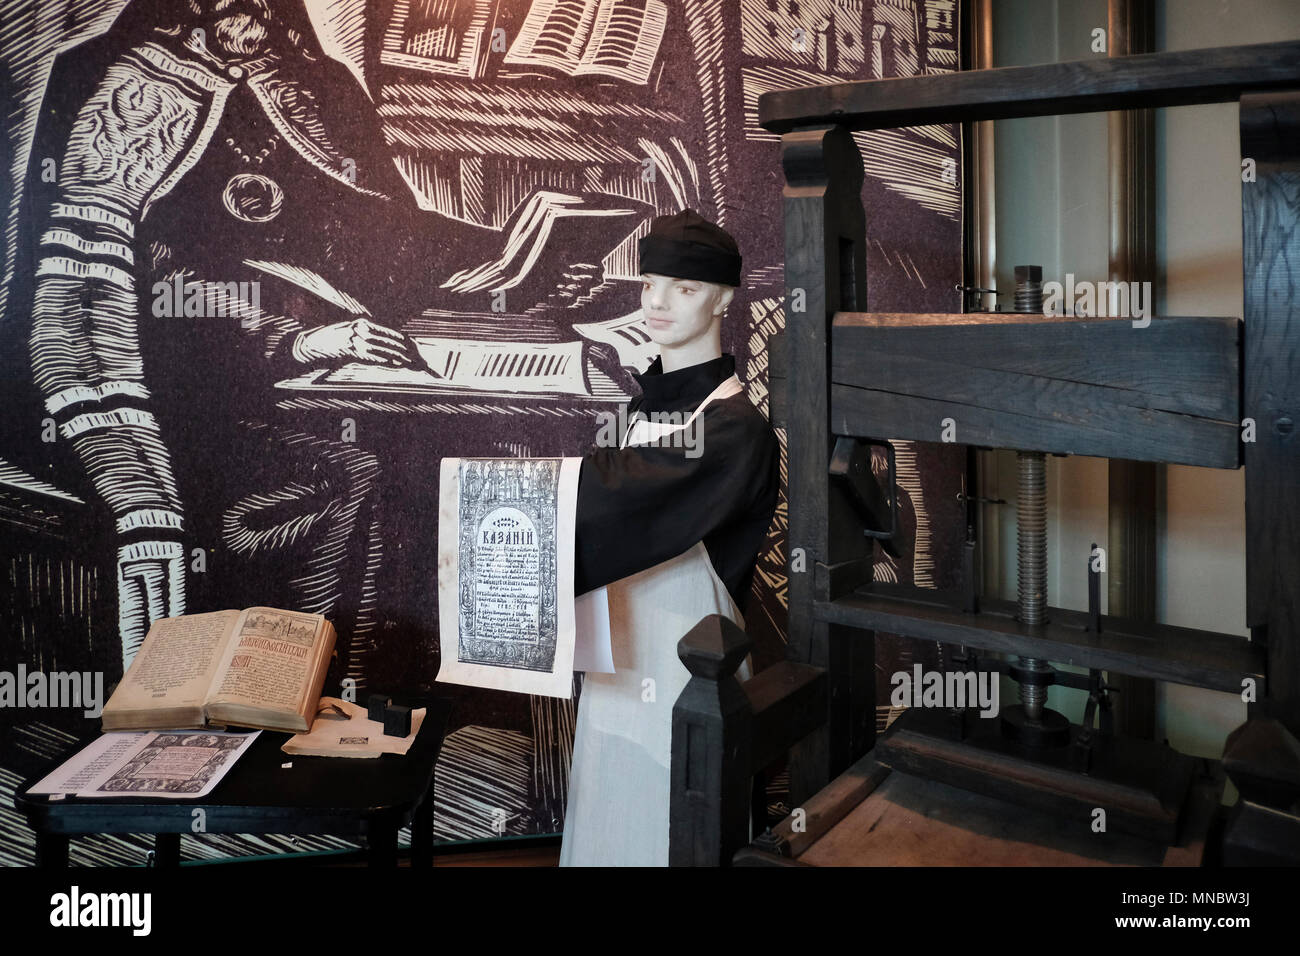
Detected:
[368,817,398,868]
[153,833,181,868]
[35,832,69,868]
[412,786,434,868]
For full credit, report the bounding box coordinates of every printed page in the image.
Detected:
[28,732,151,795]
[78,731,259,799]
[103,610,241,718]
[437,457,581,698]
[28,731,259,799]
[208,608,322,713]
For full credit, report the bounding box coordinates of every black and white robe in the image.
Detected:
[560,353,778,866]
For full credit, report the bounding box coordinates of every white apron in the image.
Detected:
[559,375,753,867]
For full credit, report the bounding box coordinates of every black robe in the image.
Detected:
[574,354,779,611]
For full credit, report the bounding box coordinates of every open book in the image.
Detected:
[102,607,336,734]
[504,0,668,85]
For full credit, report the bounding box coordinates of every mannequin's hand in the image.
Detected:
[116,541,187,670]
[295,318,421,367]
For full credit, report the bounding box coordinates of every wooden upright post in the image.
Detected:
[670,615,753,866]
[1241,91,1300,738]
[779,126,873,805]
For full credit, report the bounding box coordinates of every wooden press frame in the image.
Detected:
[664,39,1300,865]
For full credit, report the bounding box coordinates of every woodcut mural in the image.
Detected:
[0,0,961,863]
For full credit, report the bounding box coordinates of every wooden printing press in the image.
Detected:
[663,40,1300,866]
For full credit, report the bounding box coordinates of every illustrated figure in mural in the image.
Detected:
[559,210,779,865]
[21,0,639,676]
[1,0,963,861]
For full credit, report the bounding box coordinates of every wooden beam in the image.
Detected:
[781,127,866,658]
[766,751,891,859]
[743,661,827,771]
[759,40,1300,134]
[875,710,1197,845]
[817,592,1265,694]
[820,314,1240,468]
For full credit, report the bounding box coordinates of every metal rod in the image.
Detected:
[1106,0,1159,740]
[1014,265,1049,720]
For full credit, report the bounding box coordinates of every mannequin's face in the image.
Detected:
[640,273,734,351]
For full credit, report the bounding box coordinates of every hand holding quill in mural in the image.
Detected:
[294,317,434,373]
[241,262,440,377]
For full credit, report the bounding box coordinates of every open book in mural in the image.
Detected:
[0,0,961,861]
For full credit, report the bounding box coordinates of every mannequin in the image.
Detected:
[559,211,779,866]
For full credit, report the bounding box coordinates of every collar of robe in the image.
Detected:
[633,354,737,411]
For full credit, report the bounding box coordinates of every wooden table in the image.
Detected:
[15,696,453,868]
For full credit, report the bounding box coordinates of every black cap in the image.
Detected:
[638,210,742,287]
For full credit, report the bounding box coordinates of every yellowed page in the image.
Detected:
[101,610,241,729]
[436,457,580,698]
[207,608,325,717]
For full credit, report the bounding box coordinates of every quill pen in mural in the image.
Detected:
[245,259,373,317]
[245,258,439,380]
[437,457,581,699]
[276,336,597,396]
[247,258,588,396]
[254,257,613,397]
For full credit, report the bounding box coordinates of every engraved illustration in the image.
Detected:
[239,609,319,648]
[0,0,961,860]
[458,459,561,671]
[93,732,249,794]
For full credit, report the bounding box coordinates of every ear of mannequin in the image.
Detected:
[643,276,735,373]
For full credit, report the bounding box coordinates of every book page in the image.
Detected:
[303,339,591,395]
[208,608,323,714]
[437,457,581,698]
[578,0,667,84]
[27,730,259,799]
[104,610,241,716]
[378,0,494,77]
[504,0,599,70]
[28,732,149,795]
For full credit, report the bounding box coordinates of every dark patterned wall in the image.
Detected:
[0,0,961,862]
